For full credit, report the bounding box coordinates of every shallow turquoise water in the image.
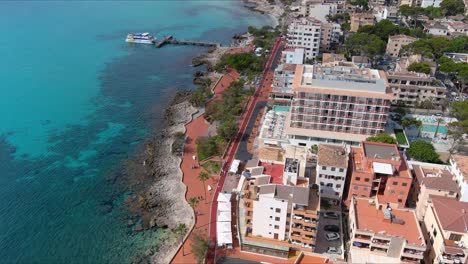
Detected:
[0,1,270,262]
[273,105,291,112]
[422,124,448,134]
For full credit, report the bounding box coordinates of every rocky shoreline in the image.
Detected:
[243,0,283,26]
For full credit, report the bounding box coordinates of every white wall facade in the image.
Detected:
[283,48,305,64]
[421,0,442,7]
[449,158,468,202]
[287,18,322,60]
[316,164,347,200]
[252,194,289,240]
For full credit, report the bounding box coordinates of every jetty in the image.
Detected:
[154,35,220,48]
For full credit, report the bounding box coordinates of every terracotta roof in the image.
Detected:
[353,197,424,245]
[258,147,283,162]
[431,196,468,233]
[282,63,297,72]
[299,254,330,263]
[451,154,468,181]
[317,144,348,168]
[413,165,459,193]
[352,56,370,64]
[389,34,417,41]
[322,53,346,63]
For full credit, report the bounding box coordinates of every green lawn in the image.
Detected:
[394,129,408,145]
[201,160,221,175]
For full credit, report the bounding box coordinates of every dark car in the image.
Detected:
[324,224,340,232]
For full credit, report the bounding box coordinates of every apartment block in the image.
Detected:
[386,35,418,58]
[410,162,459,220]
[349,197,427,263]
[281,48,305,65]
[450,154,468,202]
[316,144,349,203]
[350,12,375,32]
[347,141,412,208]
[320,22,342,51]
[285,62,393,147]
[287,18,322,60]
[270,63,297,103]
[239,159,320,257]
[424,196,468,264]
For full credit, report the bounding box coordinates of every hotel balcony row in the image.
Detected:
[290,109,388,121]
[291,223,317,237]
[290,123,382,135]
[290,118,386,128]
[291,102,390,114]
[244,231,315,253]
[295,94,391,106]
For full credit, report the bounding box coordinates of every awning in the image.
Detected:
[229,159,241,173]
[236,175,246,193]
[217,231,233,246]
[217,202,231,213]
[217,211,231,222]
[373,162,393,175]
[217,221,231,233]
[207,185,212,191]
[217,192,232,202]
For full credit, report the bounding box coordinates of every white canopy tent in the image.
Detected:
[229,159,241,173]
[217,221,231,233]
[217,231,233,247]
[235,175,246,193]
[217,211,231,222]
[373,162,394,175]
[217,202,231,213]
[217,192,231,203]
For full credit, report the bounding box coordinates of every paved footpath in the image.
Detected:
[171,70,239,264]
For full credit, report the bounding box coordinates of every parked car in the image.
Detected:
[327,246,342,254]
[325,232,340,241]
[323,212,340,219]
[324,224,340,232]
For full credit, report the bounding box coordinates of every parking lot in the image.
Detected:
[315,210,344,259]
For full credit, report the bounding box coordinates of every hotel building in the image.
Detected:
[347,141,412,208]
[386,35,418,58]
[349,196,427,263]
[285,62,393,147]
[450,154,468,202]
[424,196,468,264]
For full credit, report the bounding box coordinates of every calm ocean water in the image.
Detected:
[0,1,270,262]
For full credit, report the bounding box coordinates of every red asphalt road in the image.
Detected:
[206,37,283,264]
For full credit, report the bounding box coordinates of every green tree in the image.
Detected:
[196,137,221,160]
[402,37,451,59]
[419,98,436,114]
[174,223,188,237]
[217,118,239,141]
[366,133,397,144]
[393,106,409,117]
[434,117,445,138]
[190,232,211,264]
[198,171,210,203]
[310,144,318,155]
[345,33,386,64]
[224,52,260,73]
[407,62,431,74]
[407,140,441,163]
[440,0,466,15]
[451,100,468,120]
[190,88,206,107]
[188,197,199,210]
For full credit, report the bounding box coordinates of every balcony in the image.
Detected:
[354,234,372,243]
[439,254,465,264]
[293,207,318,217]
[401,250,424,260]
[372,238,390,248]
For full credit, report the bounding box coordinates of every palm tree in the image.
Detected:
[439,97,452,113]
[174,223,188,256]
[420,98,435,115]
[415,119,423,138]
[198,171,210,203]
[434,118,445,138]
[188,197,199,211]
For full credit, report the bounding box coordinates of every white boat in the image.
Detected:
[125,32,155,44]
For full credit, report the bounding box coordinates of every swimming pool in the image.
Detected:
[422,124,448,134]
[273,105,290,112]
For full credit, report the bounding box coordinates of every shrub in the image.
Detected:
[407,140,441,163]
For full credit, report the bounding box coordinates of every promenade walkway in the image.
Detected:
[171,69,239,264]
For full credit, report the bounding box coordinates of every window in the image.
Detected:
[331,167,336,172]
[354,186,359,190]
[402,182,407,187]
[322,166,327,170]
[274,225,280,229]
[339,168,344,172]
[398,199,403,203]
[270,216,273,219]
[326,183,333,187]
[336,184,342,188]
[320,182,324,186]
[364,178,370,182]
[356,177,361,181]
[399,191,404,195]
[391,190,395,194]
[275,217,280,221]
[363,187,368,191]
[392,182,398,186]
[275,208,281,213]
[270,207,273,210]
[433,229,438,237]
[449,234,462,241]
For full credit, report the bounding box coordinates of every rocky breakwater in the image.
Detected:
[124,91,197,264]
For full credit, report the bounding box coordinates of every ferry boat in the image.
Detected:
[125,33,155,44]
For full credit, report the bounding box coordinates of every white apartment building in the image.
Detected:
[270,63,297,103]
[287,18,322,60]
[349,197,427,263]
[320,22,342,51]
[282,48,305,65]
[421,0,442,7]
[316,144,348,203]
[450,154,468,202]
[424,196,468,264]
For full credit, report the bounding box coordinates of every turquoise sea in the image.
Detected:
[0,1,270,262]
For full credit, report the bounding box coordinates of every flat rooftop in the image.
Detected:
[292,64,390,97]
[353,197,424,245]
[363,142,399,160]
[317,144,348,168]
[259,161,284,184]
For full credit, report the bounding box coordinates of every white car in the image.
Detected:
[325,232,340,241]
[327,246,342,254]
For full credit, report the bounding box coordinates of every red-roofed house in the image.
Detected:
[424,196,468,264]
